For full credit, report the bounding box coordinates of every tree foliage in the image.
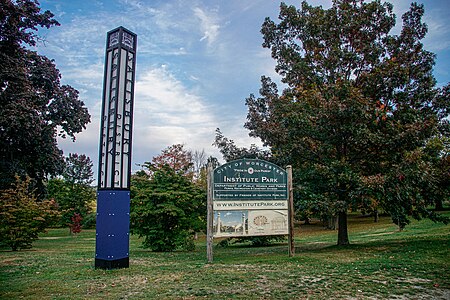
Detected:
[0,176,59,251]
[148,144,194,178]
[0,0,90,191]
[69,212,82,235]
[141,144,210,188]
[47,153,95,228]
[245,1,449,244]
[213,128,271,162]
[63,153,94,185]
[130,164,206,252]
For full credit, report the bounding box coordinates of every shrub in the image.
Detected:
[82,212,96,229]
[69,212,82,234]
[130,166,206,251]
[218,235,286,247]
[0,176,60,251]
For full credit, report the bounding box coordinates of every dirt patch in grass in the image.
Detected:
[0,257,22,266]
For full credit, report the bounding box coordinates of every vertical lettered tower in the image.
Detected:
[95,27,137,269]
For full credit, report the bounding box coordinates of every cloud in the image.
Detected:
[135,66,214,125]
[193,7,220,47]
[423,9,450,52]
[60,62,104,100]
[131,65,265,166]
[132,65,220,163]
[47,0,263,178]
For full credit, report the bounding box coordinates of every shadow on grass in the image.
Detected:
[208,234,449,263]
[295,235,449,253]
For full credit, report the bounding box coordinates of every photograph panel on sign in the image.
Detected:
[213,211,248,238]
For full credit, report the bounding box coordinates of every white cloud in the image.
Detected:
[131,65,265,166]
[423,9,450,52]
[132,66,220,163]
[193,7,220,47]
[135,66,214,124]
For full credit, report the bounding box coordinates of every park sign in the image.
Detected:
[207,158,294,262]
[209,159,289,238]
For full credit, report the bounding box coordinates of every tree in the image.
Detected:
[68,212,82,235]
[191,149,208,188]
[192,149,207,177]
[0,176,59,251]
[130,165,206,252]
[0,0,90,192]
[421,137,450,211]
[47,153,95,229]
[144,144,194,179]
[141,144,211,187]
[213,128,271,162]
[63,153,94,185]
[245,1,449,244]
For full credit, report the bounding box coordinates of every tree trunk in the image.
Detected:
[325,215,337,230]
[435,199,443,211]
[373,209,379,223]
[337,211,349,245]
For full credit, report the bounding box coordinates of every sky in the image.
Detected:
[34,0,450,180]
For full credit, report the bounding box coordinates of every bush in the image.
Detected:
[130,166,206,251]
[69,213,82,234]
[0,176,60,251]
[82,212,96,229]
[218,235,287,247]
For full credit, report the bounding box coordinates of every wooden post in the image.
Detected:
[206,162,214,263]
[287,165,295,257]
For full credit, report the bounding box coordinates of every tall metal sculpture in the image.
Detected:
[95,27,137,269]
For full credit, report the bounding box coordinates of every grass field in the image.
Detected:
[1,213,449,299]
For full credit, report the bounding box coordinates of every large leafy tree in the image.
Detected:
[0,0,90,192]
[245,1,449,245]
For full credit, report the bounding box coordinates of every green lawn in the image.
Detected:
[1,213,449,299]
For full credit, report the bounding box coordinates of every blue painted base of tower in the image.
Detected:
[95,190,130,269]
[95,257,129,269]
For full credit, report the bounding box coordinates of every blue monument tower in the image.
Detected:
[95,27,137,269]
